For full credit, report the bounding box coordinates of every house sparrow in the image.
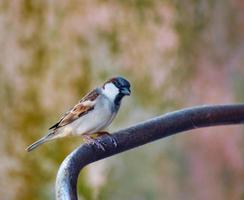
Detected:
[26,76,131,152]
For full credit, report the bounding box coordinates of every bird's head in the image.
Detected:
[102,76,131,105]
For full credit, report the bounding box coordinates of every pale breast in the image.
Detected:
[71,95,117,135]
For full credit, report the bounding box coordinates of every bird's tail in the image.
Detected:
[26,132,55,152]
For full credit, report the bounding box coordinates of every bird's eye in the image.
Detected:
[115,81,121,88]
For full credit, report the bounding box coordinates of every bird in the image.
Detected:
[26,76,131,152]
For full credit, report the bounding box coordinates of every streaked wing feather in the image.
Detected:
[49,89,99,130]
[81,88,99,101]
[57,103,94,127]
[49,109,71,129]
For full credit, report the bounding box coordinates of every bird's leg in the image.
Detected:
[96,131,118,147]
[82,134,105,151]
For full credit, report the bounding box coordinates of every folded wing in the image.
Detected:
[49,89,99,130]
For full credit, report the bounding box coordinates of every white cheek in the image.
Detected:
[102,83,119,101]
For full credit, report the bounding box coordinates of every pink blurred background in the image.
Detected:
[0,0,244,199]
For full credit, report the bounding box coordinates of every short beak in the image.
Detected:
[121,88,131,96]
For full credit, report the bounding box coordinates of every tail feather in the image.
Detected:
[26,133,54,152]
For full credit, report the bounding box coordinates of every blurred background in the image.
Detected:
[1,0,244,199]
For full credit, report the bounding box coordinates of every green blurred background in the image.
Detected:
[1,0,244,199]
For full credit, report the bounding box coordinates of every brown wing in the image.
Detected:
[49,89,99,130]
[81,88,99,101]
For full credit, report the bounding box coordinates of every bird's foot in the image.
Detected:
[96,131,118,147]
[82,135,106,151]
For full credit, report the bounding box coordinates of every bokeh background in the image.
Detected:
[1,0,244,199]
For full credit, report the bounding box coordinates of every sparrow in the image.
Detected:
[26,76,131,152]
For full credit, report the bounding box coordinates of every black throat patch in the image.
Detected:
[114,92,124,106]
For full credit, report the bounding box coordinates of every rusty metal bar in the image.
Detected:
[56,104,244,200]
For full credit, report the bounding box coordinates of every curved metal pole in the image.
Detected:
[56,104,244,200]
